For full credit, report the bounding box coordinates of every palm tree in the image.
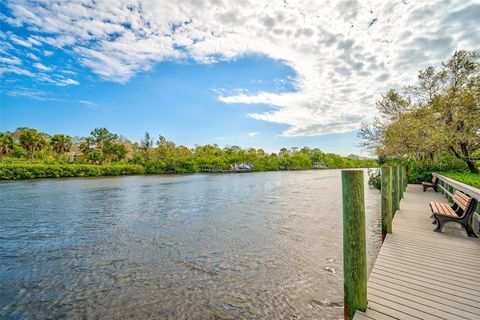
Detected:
[0,133,14,158]
[51,134,72,154]
[19,128,46,158]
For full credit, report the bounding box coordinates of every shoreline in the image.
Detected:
[0,162,377,181]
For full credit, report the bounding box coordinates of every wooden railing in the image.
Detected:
[432,172,480,236]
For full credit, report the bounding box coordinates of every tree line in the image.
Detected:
[0,127,377,175]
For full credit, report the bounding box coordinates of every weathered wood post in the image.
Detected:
[342,170,367,320]
[381,166,393,241]
[400,166,405,199]
[396,166,401,209]
[391,166,398,213]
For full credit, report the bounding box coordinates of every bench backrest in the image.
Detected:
[453,191,473,213]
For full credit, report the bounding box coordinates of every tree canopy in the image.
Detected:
[359,50,480,173]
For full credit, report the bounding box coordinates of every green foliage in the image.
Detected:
[143,160,167,174]
[51,134,72,154]
[439,172,480,188]
[0,163,144,180]
[368,169,381,190]
[141,132,153,150]
[79,127,127,164]
[174,158,197,173]
[0,133,14,156]
[11,145,29,158]
[378,152,471,184]
[406,153,469,184]
[359,50,480,173]
[0,126,378,180]
[18,128,47,156]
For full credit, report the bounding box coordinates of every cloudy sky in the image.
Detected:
[1,0,479,155]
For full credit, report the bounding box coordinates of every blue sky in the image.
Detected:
[1,50,360,154]
[1,1,479,155]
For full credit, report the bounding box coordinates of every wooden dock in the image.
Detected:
[354,185,480,320]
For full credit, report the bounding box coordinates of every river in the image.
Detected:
[0,170,381,319]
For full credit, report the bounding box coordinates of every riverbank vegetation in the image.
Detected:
[360,50,479,187]
[0,128,377,180]
[0,163,144,180]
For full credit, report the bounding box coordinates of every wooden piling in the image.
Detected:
[391,166,398,213]
[381,166,393,241]
[400,166,405,199]
[342,170,367,320]
[396,166,401,209]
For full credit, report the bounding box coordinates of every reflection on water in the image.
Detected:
[0,170,381,319]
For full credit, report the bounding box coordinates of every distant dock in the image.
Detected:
[200,164,253,173]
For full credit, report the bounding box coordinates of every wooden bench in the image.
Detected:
[422,176,438,192]
[430,191,478,237]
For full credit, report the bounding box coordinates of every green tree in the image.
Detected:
[19,128,46,158]
[156,134,166,147]
[80,128,123,164]
[360,50,480,173]
[105,143,127,162]
[51,134,72,154]
[141,132,153,151]
[90,127,118,149]
[0,133,14,158]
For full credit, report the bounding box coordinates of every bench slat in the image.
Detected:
[456,192,470,201]
[440,203,456,216]
[430,201,457,217]
[454,192,471,211]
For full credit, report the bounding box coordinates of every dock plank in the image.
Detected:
[354,185,480,320]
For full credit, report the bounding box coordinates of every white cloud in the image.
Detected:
[26,53,40,61]
[3,0,479,136]
[27,37,42,46]
[61,69,77,75]
[0,66,33,77]
[3,87,63,102]
[247,132,259,137]
[9,34,32,47]
[57,78,79,86]
[0,56,21,65]
[33,62,52,71]
[78,99,98,107]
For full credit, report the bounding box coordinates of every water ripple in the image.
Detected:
[0,170,381,319]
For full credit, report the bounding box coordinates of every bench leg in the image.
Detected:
[433,215,442,232]
[423,186,427,192]
[464,223,478,238]
[434,215,478,238]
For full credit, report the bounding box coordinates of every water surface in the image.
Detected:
[0,170,381,319]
